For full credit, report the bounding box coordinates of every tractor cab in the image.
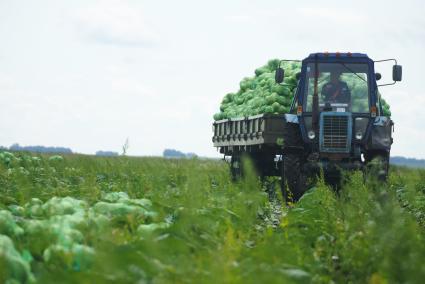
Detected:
[275,52,402,192]
[297,54,378,156]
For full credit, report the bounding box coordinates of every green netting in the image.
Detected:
[2,192,166,276]
[214,59,301,120]
[0,210,24,238]
[0,235,35,284]
[42,196,87,216]
[24,198,44,218]
[380,96,391,117]
[101,191,131,203]
[0,151,17,167]
[137,222,170,236]
[7,205,25,217]
[43,243,95,271]
[93,202,152,218]
[48,155,64,162]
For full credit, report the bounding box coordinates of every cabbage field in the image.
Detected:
[1,151,425,283]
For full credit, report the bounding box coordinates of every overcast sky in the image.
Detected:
[0,0,424,158]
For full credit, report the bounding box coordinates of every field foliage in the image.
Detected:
[0,151,424,283]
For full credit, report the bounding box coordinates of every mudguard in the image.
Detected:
[369,116,393,150]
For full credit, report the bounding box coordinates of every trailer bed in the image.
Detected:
[212,114,286,154]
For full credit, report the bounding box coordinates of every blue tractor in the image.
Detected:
[275,52,402,199]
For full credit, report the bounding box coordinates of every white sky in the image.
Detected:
[0,0,424,158]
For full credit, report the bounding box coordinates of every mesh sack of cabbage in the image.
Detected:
[214,59,301,120]
[3,192,168,273]
[0,210,24,238]
[0,235,35,284]
[0,151,18,167]
[380,96,391,117]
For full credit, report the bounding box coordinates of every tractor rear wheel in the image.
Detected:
[281,120,307,202]
[282,153,307,202]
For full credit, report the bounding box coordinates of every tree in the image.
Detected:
[122,138,130,156]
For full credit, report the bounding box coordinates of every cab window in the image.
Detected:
[305,63,369,113]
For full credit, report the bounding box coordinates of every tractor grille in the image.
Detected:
[320,114,351,152]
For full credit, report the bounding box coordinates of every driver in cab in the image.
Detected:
[321,71,351,105]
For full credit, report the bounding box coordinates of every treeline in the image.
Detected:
[390,156,425,168]
[95,151,119,157]
[1,144,119,156]
[163,149,197,159]
[7,144,73,154]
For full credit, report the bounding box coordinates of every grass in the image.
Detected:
[0,151,425,283]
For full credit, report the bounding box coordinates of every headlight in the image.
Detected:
[308,130,316,139]
[355,131,363,140]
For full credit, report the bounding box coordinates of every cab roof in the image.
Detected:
[303,52,372,64]
[307,52,369,59]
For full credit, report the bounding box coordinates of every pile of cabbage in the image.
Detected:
[213,59,391,120]
[214,59,299,120]
[0,191,169,283]
[380,93,391,117]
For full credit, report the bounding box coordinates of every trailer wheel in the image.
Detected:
[282,153,307,202]
[230,154,242,181]
[249,152,277,178]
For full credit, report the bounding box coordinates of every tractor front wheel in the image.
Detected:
[365,152,389,182]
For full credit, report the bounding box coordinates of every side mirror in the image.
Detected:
[393,65,402,81]
[275,68,285,83]
[375,73,382,81]
[295,72,301,81]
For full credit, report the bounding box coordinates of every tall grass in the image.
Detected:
[0,152,424,283]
